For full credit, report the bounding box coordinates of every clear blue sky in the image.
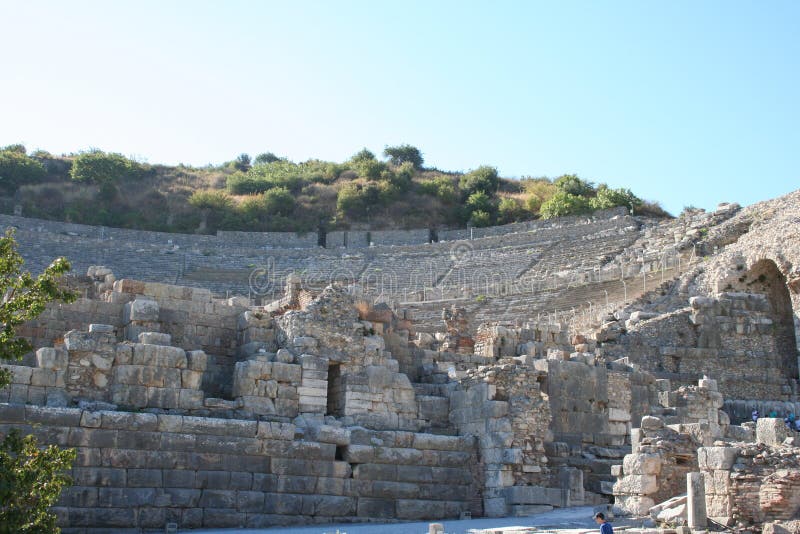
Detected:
[1,0,797,215]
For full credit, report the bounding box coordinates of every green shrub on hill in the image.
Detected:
[189,189,234,210]
[0,143,669,232]
[70,150,144,184]
[0,148,46,193]
[540,190,591,219]
[498,197,526,223]
[589,184,641,212]
[227,159,344,195]
[383,144,424,169]
[460,166,499,195]
[419,175,458,203]
[553,174,595,196]
[254,152,281,164]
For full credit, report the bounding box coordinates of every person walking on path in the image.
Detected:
[594,512,613,534]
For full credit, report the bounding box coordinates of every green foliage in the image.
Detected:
[336,181,389,219]
[0,149,46,193]
[353,158,388,181]
[383,144,424,169]
[0,230,76,533]
[553,174,595,197]
[419,176,457,203]
[188,189,234,210]
[539,190,591,219]
[254,152,281,165]
[0,430,76,534]
[350,148,376,163]
[0,230,76,375]
[226,159,345,194]
[1,144,26,154]
[589,185,641,211]
[498,197,525,223]
[70,150,144,184]
[260,187,295,216]
[521,178,557,214]
[469,210,492,227]
[233,153,251,172]
[459,166,498,195]
[3,144,665,232]
[465,191,493,214]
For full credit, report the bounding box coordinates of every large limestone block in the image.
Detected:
[396,499,444,520]
[623,453,662,476]
[640,416,664,430]
[615,495,656,516]
[608,408,632,422]
[123,298,159,323]
[613,474,658,495]
[137,332,172,345]
[503,486,563,506]
[697,447,740,470]
[132,344,187,369]
[757,418,789,446]
[36,347,68,371]
[657,502,687,525]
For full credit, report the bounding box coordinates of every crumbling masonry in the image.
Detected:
[1,190,800,532]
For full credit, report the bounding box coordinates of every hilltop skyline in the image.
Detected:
[1,0,798,215]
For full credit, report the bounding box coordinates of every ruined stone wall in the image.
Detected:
[700,440,800,526]
[614,416,700,515]
[600,291,796,400]
[0,404,476,531]
[449,363,557,518]
[536,359,612,446]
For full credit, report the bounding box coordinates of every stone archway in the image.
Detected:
[726,258,800,382]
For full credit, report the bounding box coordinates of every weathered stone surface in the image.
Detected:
[697,447,740,470]
[623,453,662,476]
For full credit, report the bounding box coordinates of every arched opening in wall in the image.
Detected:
[731,259,799,380]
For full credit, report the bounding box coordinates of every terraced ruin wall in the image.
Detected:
[0,404,476,532]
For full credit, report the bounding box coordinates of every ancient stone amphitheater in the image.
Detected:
[1,189,799,532]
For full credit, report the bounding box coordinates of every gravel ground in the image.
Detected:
[191,506,601,534]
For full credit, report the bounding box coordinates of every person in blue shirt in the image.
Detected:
[594,512,613,534]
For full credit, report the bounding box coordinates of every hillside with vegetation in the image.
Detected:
[0,143,670,235]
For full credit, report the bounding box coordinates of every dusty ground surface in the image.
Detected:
[192,506,613,534]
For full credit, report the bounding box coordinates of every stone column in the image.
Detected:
[687,472,707,529]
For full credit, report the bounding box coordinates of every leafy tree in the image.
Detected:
[465,191,493,214]
[260,187,295,216]
[589,185,641,212]
[336,182,383,219]
[498,197,525,223]
[553,174,594,197]
[188,189,234,210]
[383,144,423,169]
[70,150,144,184]
[0,150,46,193]
[349,148,376,164]
[539,190,591,219]
[226,161,308,194]
[1,144,26,154]
[469,210,492,227]
[233,153,251,172]
[459,166,498,195]
[521,178,557,214]
[419,176,457,203]
[387,162,414,191]
[0,229,77,533]
[254,152,281,165]
[353,158,387,181]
